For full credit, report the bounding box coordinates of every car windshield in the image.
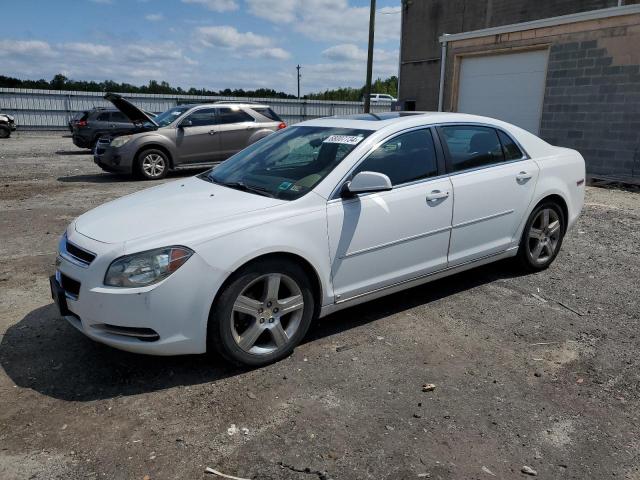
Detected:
[151,106,190,127]
[204,126,373,200]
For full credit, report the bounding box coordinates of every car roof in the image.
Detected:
[298,111,515,131]
[185,102,271,109]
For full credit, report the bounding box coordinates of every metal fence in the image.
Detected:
[0,88,392,129]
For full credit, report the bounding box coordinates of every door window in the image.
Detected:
[352,129,438,186]
[440,126,504,172]
[497,130,524,160]
[216,108,254,125]
[110,112,129,123]
[184,108,217,126]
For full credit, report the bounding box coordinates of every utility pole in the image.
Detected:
[296,65,301,100]
[363,0,376,113]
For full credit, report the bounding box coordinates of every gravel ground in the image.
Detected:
[0,131,639,480]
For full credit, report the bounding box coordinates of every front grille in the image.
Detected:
[65,240,96,265]
[60,273,81,298]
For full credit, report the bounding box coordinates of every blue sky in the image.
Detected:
[1,0,401,94]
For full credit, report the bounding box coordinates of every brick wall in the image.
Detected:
[540,39,640,178]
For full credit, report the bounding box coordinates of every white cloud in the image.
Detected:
[61,42,114,57]
[246,0,296,23]
[181,0,238,12]
[0,38,200,86]
[194,26,290,60]
[245,0,400,44]
[322,43,367,62]
[0,40,57,58]
[145,13,164,21]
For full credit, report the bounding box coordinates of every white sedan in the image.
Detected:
[51,112,585,366]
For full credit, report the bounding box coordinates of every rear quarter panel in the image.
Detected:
[521,147,586,238]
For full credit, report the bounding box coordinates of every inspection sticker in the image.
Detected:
[323,135,364,145]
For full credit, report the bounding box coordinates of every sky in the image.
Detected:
[1,0,401,95]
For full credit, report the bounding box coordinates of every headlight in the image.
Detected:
[104,246,193,287]
[110,135,133,148]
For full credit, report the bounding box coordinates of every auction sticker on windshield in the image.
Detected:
[323,135,364,145]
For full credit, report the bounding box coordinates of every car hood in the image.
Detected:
[74,176,287,244]
[105,93,158,127]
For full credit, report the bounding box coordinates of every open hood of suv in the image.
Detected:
[105,93,158,127]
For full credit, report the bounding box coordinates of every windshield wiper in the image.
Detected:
[214,179,276,198]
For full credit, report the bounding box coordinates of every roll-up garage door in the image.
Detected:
[456,49,549,134]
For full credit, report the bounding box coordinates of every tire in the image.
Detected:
[136,148,169,180]
[517,201,565,272]
[208,258,315,367]
[0,126,10,139]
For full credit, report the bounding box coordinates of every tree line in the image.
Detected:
[0,74,398,102]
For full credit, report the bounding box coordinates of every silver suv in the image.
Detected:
[94,93,286,179]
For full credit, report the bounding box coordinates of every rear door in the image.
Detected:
[437,125,539,265]
[215,108,258,159]
[174,108,221,164]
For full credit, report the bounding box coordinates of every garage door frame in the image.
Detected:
[450,44,551,132]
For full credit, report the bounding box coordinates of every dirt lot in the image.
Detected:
[0,131,639,480]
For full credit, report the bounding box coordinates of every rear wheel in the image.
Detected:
[208,259,315,367]
[136,149,169,180]
[0,125,10,139]
[517,202,565,271]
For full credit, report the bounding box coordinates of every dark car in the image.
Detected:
[71,106,156,150]
[0,113,17,138]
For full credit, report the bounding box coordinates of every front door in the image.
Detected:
[175,108,220,164]
[327,128,453,301]
[437,125,540,265]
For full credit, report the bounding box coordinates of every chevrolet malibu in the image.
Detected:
[50,112,585,366]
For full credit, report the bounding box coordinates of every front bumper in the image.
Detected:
[52,230,228,356]
[94,142,133,173]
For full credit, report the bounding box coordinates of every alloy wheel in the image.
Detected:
[230,273,305,355]
[142,153,166,178]
[527,208,561,265]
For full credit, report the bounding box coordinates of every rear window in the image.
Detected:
[253,107,282,122]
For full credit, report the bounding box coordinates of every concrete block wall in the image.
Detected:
[540,37,640,178]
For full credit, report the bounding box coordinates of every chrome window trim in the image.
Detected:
[327,121,530,201]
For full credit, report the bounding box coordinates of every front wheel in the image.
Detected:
[136,149,169,180]
[208,259,315,367]
[0,126,10,139]
[517,202,565,271]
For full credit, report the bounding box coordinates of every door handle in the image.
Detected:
[426,190,450,202]
[516,171,532,182]
[209,130,217,135]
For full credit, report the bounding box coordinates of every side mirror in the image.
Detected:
[180,119,193,128]
[342,171,392,197]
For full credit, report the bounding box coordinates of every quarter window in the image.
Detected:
[184,108,217,127]
[440,126,504,172]
[96,112,110,121]
[353,129,438,186]
[498,130,524,160]
[216,108,254,125]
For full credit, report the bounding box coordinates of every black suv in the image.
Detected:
[72,107,155,149]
